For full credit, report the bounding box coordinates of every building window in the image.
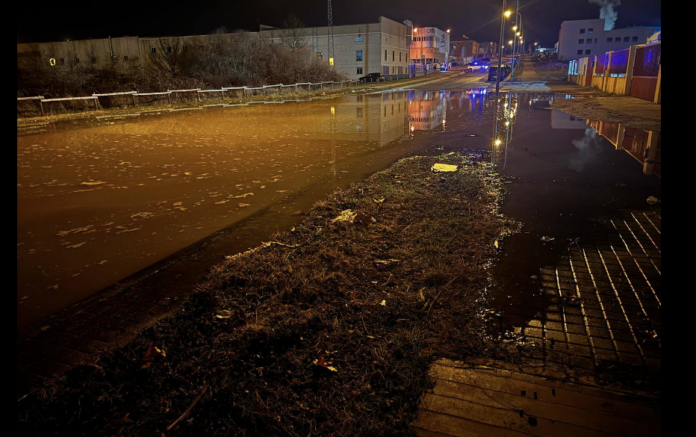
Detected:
[74,57,80,64]
[579,39,584,44]
[577,50,583,55]
[607,37,613,42]
[357,67,363,75]
[595,38,598,43]
[399,52,402,62]
[632,36,639,42]
[91,57,97,64]
[624,37,630,42]
[123,55,129,61]
[585,49,591,54]
[356,50,363,61]
[385,50,387,61]
[580,29,586,34]
[150,47,157,54]
[392,51,395,62]
[166,46,172,53]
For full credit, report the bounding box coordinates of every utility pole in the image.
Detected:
[511,0,520,81]
[496,1,509,94]
[327,0,335,69]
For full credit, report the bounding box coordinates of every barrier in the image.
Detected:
[569,41,661,102]
[16,78,363,118]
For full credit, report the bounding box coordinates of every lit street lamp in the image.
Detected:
[496,1,512,94]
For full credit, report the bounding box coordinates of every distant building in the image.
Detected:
[410,27,450,68]
[477,42,498,58]
[17,16,411,81]
[259,16,411,79]
[557,18,659,61]
[647,31,661,44]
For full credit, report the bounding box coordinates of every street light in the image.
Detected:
[496,2,512,94]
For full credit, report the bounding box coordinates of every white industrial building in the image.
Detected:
[557,18,659,61]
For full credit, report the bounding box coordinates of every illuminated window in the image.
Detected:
[356,50,363,61]
[588,28,594,34]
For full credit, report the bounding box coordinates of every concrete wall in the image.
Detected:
[17,16,409,81]
[17,37,141,71]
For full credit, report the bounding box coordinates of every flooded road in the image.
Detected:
[17,88,661,344]
[18,90,491,329]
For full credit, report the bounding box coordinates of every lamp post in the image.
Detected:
[496,3,511,94]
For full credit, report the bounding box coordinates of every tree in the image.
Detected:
[280,14,308,50]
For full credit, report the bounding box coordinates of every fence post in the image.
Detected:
[624,45,638,95]
[39,101,45,116]
[654,64,662,104]
[603,51,613,92]
[643,131,659,175]
[616,126,626,150]
[132,93,137,107]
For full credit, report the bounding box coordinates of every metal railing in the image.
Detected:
[17,80,362,117]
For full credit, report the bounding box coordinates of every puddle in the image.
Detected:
[484,93,661,367]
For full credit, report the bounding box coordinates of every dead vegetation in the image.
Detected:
[17,154,518,436]
[17,33,343,98]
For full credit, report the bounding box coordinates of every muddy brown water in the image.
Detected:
[16,89,661,334]
[17,89,491,329]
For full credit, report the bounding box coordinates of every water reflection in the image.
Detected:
[490,93,520,169]
[587,120,661,178]
[18,89,494,328]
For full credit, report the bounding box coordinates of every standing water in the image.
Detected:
[18,90,483,329]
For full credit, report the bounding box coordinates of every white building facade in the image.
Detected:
[409,27,450,68]
[558,18,658,61]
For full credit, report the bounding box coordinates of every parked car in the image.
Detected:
[487,64,512,82]
[359,73,385,83]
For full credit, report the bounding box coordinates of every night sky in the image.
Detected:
[17,0,661,48]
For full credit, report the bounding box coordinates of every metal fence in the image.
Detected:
[568,41,661,102]
[595,53,609,76]
[17,80,361,118]
[609,49,630,77]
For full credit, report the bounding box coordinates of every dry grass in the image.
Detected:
[17,153,517,436]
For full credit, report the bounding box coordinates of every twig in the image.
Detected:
[167,384,209,431]
[426,277,458,320]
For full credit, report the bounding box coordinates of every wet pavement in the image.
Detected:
[17,86,662,416]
